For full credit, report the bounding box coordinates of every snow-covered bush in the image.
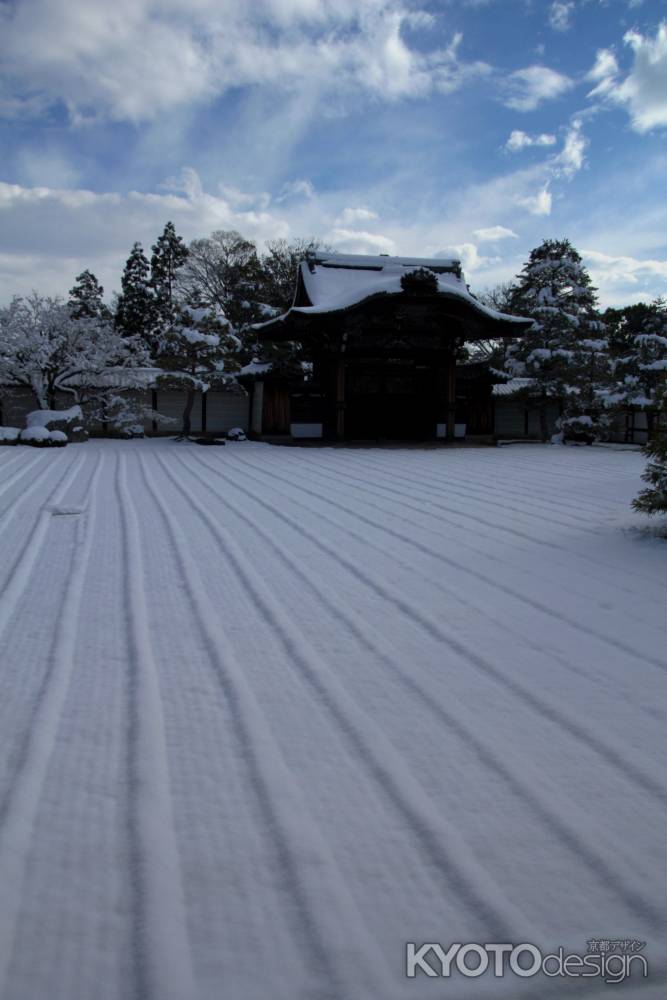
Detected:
[85,391,174,438]
[26,406,87,442]
[0,426,20,444]
[19,427,68,447]
[226,427,247,441]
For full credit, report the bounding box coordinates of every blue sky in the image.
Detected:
[0,0,666,307]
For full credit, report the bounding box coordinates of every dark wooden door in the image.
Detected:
[345,363,435,440]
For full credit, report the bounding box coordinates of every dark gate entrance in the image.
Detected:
[345,362,436,440]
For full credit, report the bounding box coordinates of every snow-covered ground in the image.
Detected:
[0,440,665,1000]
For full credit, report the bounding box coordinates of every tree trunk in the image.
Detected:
[181,386,195,438]
[539,393,548,442]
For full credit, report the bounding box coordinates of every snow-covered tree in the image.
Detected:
[633,379,667,516]
[86,391,172,438]
[0,294,148,411]
[115,242,155,343]
[150,221,189,326]
[155,304,241,439]
[68,269,109,321]
[506,239,610,442]
[601,299,667,436]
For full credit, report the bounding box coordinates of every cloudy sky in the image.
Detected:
[1,0,666,307]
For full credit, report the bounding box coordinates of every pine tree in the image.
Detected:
[115,242,155,344]
[506,239,610,442]
[68,270,109,320]
[601,299,667,437]
[150,221,189,326]
[633,383,667,516]
[155,304,240,439]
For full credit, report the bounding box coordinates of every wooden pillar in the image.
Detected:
[335,359,345,440]
[446,350,456,441]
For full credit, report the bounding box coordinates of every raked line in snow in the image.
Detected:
[199,452,664,720]
[227,450,666,718]
[177,451,665,927]
[262,447,667,621]
[351,447,619,514]
[139,452,397,999]
[228,449,667,672]
[0,454,103,998]
[0,450,43,489]
[0,451,87,640]
[115,453,196,1000]
[157,451,541,939]
[205,452,667,807]
[270,446,667,595]
[0,451,67,527]
[333,449,610,533]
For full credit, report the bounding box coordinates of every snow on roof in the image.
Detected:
[492,377,535,397]
[309,253,462,272]
[256,253,530,331]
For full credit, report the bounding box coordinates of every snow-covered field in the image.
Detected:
[0,440,665,1000]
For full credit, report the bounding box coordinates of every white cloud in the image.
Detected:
[336,207,379,224]
[506,129,557,151]
[276,179,315,202]
[0,174,291,301]
[614,23,667,132]
[587,48,620,98]
[473,226,518,241]
[503,65,574,111]
[548,2,574,32]
[586,24,667,132]
[0,0,491,124]
[552,120,587,178]
[582,247,667,305]
[516,186,552,215]
[325,227,396,254]
[436,242,493,272]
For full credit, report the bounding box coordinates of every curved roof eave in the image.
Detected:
[254,289,533,338]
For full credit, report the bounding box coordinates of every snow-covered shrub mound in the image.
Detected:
[226,427,247,441]
[0,426,21,444]
[19,427,68,447]
[49,430,68,447]
[26,406,87,441]
[26,405,81,428]
[120,424,145,439]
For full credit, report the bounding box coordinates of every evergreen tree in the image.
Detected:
[601,299,667,437]
[155,304,240,439]
[505,238,610,442]
[68,269,109,321]
[150,221,189,325]
[115,242,155,344]
[633,383,667,516]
